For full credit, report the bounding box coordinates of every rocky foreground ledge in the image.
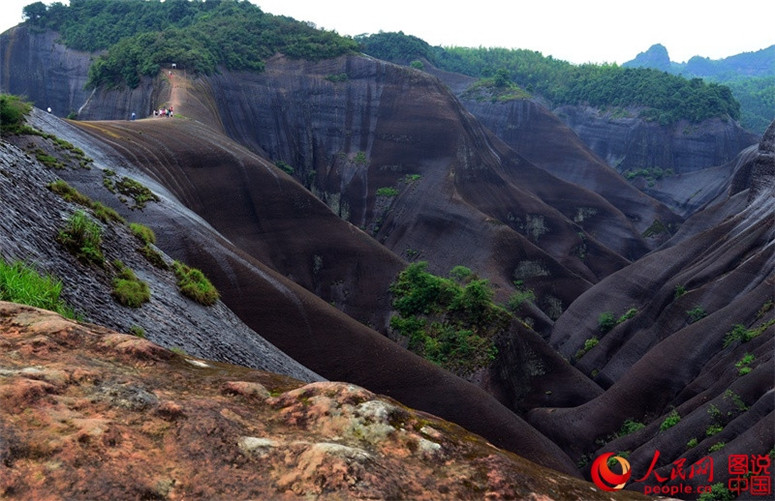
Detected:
[0,301,649,500]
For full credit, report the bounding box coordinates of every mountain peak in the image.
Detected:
[623,43,672,71]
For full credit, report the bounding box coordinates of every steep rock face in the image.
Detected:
[528,123,774,491]
[203,55,651,310]
[14,109,581,475]
[0,135,318,383]
[448,92,682,239]
[0,302,651,500]
[0,27,158,121]
[555,105,759,175]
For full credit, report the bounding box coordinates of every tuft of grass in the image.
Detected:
[0,258,77,319]
[128,324,146,338]
[91,201,124,224]
[138,245,168,270]
[129,222,156,245]
[48,180,124,224]
[0,94,33,135]
[172,261,218,306]
[57,210,104,265]
[48,179,92,206]
[111,260,150,308]
[115,177,159,209]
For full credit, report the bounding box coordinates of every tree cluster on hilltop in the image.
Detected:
[22,0,358,88]
[357,32,742,125]
[624,43,775,134]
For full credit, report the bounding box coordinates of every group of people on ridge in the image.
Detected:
[154,106,173,118]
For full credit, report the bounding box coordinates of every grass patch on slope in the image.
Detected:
[0,258,77,319]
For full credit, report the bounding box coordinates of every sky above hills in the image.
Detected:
[1,0,772,64]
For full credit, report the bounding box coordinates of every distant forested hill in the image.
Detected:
[624,44,775,134]
[20,0,357,88]
[357,32,742,126]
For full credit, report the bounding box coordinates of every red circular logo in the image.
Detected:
[591,453,632,491]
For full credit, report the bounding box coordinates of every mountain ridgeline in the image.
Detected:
[358,32,741,125]
[623,43,775,134]
[1,1,773,499]
[21,0,357,88]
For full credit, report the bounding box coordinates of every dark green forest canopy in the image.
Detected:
[358,32,741,125]
[23,0,358,88]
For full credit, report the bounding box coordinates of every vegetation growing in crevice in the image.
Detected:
[0,94,33,135]
[57,210,105,266]
[0,258,77,319]
[575,337,599,359]
[388,262,510,376]
[659,410,681,431]
[113,177,160,210]
[686,305,707,324]
[48,180,125,224]
[172,261,219,306]
[111,260,150,308]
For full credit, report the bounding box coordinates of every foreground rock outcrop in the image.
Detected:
[0,302,649,500]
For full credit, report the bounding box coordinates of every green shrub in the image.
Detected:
[687,306,707,323]
[617,307,638,323]
[617,419,645,437]
[115,177,159,209]
[389,262,508,375]
[129,223,156,245]
[111,261,150,308]
[708,441,726,452]
[735,353,755,375]
[0,94,32,134]
[698,483,734,501]
[706,424,723,437]
[325,73,349,83]
[598,311,616,333]
[172,261,219,306]
[674,284,687,298]
[376,186,398,197]
[0,258,77,318]
[57,210,104,265]
[575,336,599,359]
[660,410,681,431]
[686,437,698,449]
[507,288,535,311]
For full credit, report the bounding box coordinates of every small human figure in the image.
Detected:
[131,112,136,121]
[153,109,158,117]
[46,107,52,113]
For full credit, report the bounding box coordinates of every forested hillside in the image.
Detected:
[624,44,775,133]
[21,0,357,88]
[357,32,741,125]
